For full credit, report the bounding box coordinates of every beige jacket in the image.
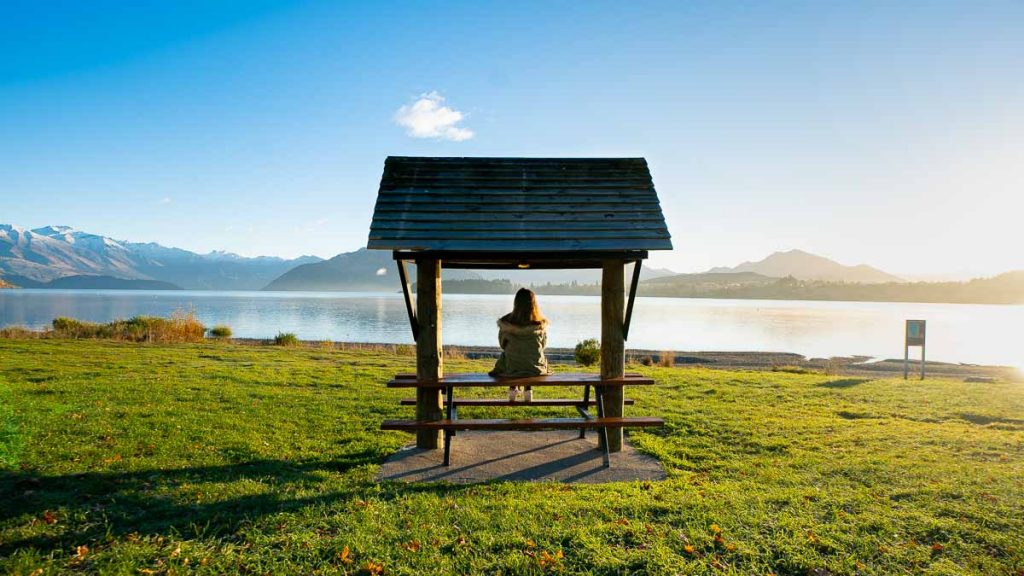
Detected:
[489,319,550,378]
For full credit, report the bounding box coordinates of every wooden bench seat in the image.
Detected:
[382,416,663,432]
[387,372,653,388]
[399,398,635,407]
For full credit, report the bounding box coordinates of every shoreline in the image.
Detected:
[231,338,1021,382]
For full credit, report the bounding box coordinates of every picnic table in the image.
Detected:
[381,372,664,467]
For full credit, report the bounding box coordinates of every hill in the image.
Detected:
[265,250,676,291]
[0,224,320,290]
[263,248,481,291]
[709,249,903,283]
[474,265,675,285]
[10,275,183,290]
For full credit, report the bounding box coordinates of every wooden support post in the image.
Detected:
[396,259,418,340]
[623,260,642,341]
[600,259,625,452]
[415,258,444,449]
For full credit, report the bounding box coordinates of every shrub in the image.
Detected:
[658,351,675,368]
[640,355,654,367]
[274,332,299,346]
[574,339,601,367]
[208,325,232,339]
[52,317,105,338]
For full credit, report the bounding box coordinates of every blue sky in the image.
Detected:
[1,0,1021,277]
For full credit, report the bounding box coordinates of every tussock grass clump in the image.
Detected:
[0,326,42,339]
[658,351,675,368]
[49,312,206,343]
[444,346,467,360]
[392,343,415,356]
[273,332,299,346]
[627,354,657,367]
[771,364,814,374]
[208,325,233,339]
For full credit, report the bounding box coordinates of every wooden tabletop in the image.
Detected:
[386,372,654,388]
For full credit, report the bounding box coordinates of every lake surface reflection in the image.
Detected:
[0,289,1020,368]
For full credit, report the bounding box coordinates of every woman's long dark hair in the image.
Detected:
[503,288,547,326]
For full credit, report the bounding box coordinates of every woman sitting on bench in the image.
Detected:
[489,287,550,402]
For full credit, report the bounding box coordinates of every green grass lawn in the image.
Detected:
[1,339,1021,575]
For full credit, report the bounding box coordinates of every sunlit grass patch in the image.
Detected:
[0,339,1021,574]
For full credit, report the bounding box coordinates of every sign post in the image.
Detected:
[904,320,926,380]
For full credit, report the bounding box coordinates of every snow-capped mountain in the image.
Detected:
[0,224,321,290]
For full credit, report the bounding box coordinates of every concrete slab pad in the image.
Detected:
[377,430,666,484]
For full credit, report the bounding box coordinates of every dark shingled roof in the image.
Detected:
[367,157,672,253]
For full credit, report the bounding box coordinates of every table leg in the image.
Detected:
[595,387,610,468]
[443,385,454,466]
[579,384,591,439]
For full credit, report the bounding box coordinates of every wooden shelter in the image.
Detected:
[368,156,672,465]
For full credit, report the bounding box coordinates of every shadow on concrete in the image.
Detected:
[377,430,666,484]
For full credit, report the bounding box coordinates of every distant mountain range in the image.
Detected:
[263,248,482,291]
[0,224,320,290]
[262,249,679,291]
[3,223,1008,303]
[707,249,903,284]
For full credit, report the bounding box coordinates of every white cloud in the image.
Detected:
[393,91,474,141]
[158,197,172,205]
[375,267,388,276]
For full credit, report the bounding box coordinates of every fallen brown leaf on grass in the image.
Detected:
[338,546,353,564]
[401,540,421,553]
[538,550,564,569]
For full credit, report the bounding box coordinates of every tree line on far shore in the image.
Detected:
[438,271,1024,305]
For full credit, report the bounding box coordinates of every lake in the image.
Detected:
[1,289,1020,369]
